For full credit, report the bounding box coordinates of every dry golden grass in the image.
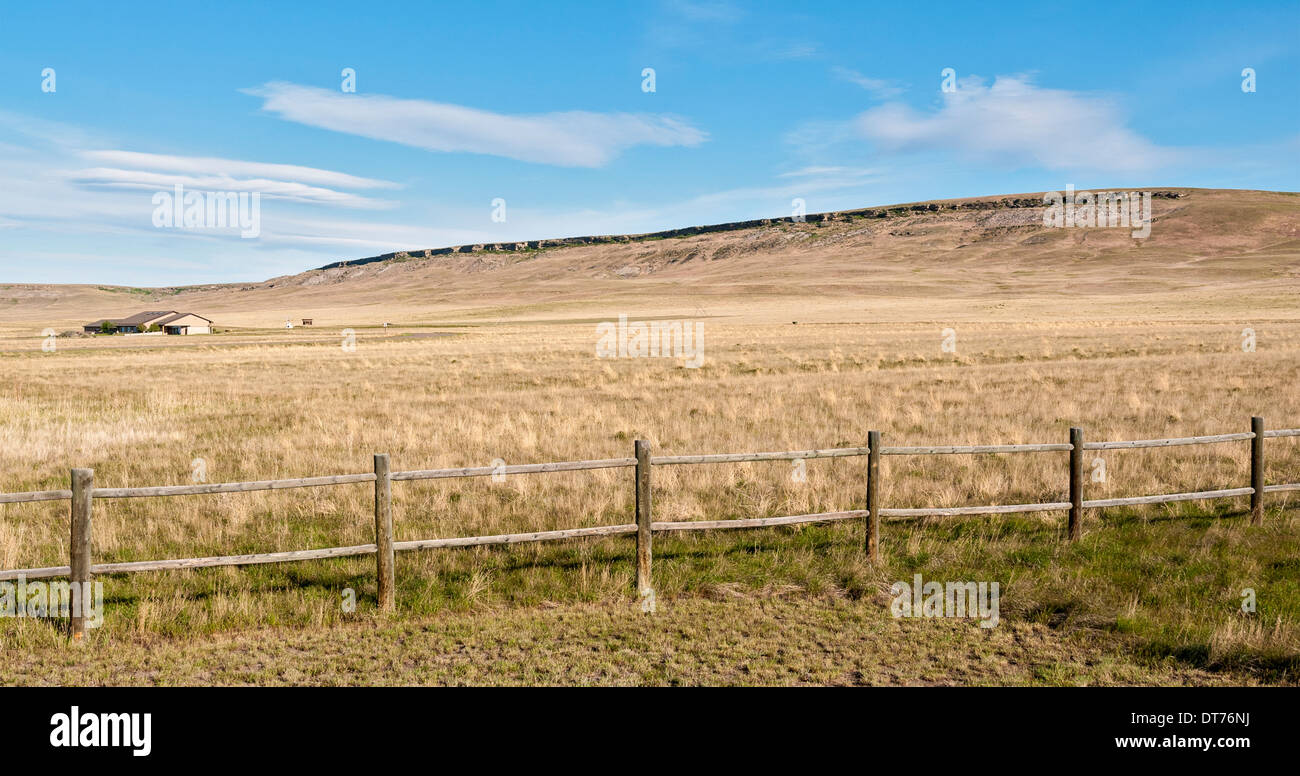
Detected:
[5,597,1266,687]
[1,187,1297,684]
[2,314,1299,676]
[2,320,1297,565]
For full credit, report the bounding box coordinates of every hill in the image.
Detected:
[2,187,1296,328]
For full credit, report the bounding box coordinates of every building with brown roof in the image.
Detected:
[83,311,213,335]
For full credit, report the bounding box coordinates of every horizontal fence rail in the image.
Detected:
[879,501,1074,519]
[393,524,638,551]
[0,489,73,504]
[2,417,1297,632]
[0,544,381,582]
[881,443,1072,455]
[391,458,635,481]
[652,510,868,532]
[651,447,871,466]
[1083,432,1255,451]
[1081,487,1256,509]
[91,473,378,499]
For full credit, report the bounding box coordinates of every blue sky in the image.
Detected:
[0,0,1296,285]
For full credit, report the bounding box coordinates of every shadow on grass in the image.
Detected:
[81,506,1297,682]
[1136,640,1300,683]
[96,566,377,606]
[1097,505,1255,526]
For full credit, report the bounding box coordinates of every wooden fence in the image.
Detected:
[2,416,1298,638]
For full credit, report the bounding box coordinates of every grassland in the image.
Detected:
[1,188,1298,685]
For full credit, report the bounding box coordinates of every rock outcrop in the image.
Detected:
[314,191,1186,271]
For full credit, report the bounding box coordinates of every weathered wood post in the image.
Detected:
[866,430,881,562]
[634,440,654,611]
[1251,416,1265,526]
[1068,427,1084,541]
[373,454,395,611]
[69,468,93,642]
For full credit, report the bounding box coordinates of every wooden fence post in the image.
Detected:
[634,440,654,611]
[1068,427,1083,541]
[69,468,93,642]
[373,454,395,611]
[1251,416,1264,526]
[866,430,881,562]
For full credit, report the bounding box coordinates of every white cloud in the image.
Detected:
[778,165,878,179]
[65,150,401,208]
[79,150,398,190]
[243,82,708,168]
[854,75,1176,171]
[831,67,904,99]
[65,167,396,209]
[0,111,410,267]
[0,110,101,151]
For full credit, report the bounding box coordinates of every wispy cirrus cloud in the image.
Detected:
[66,169,396,209]
[66,149,401,208]
[0,109,409,267]
[831,67,905,99]
[854,75,1178,171]
[243,82,708,168]
[778,165,878,180]
[79,150,398,190]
